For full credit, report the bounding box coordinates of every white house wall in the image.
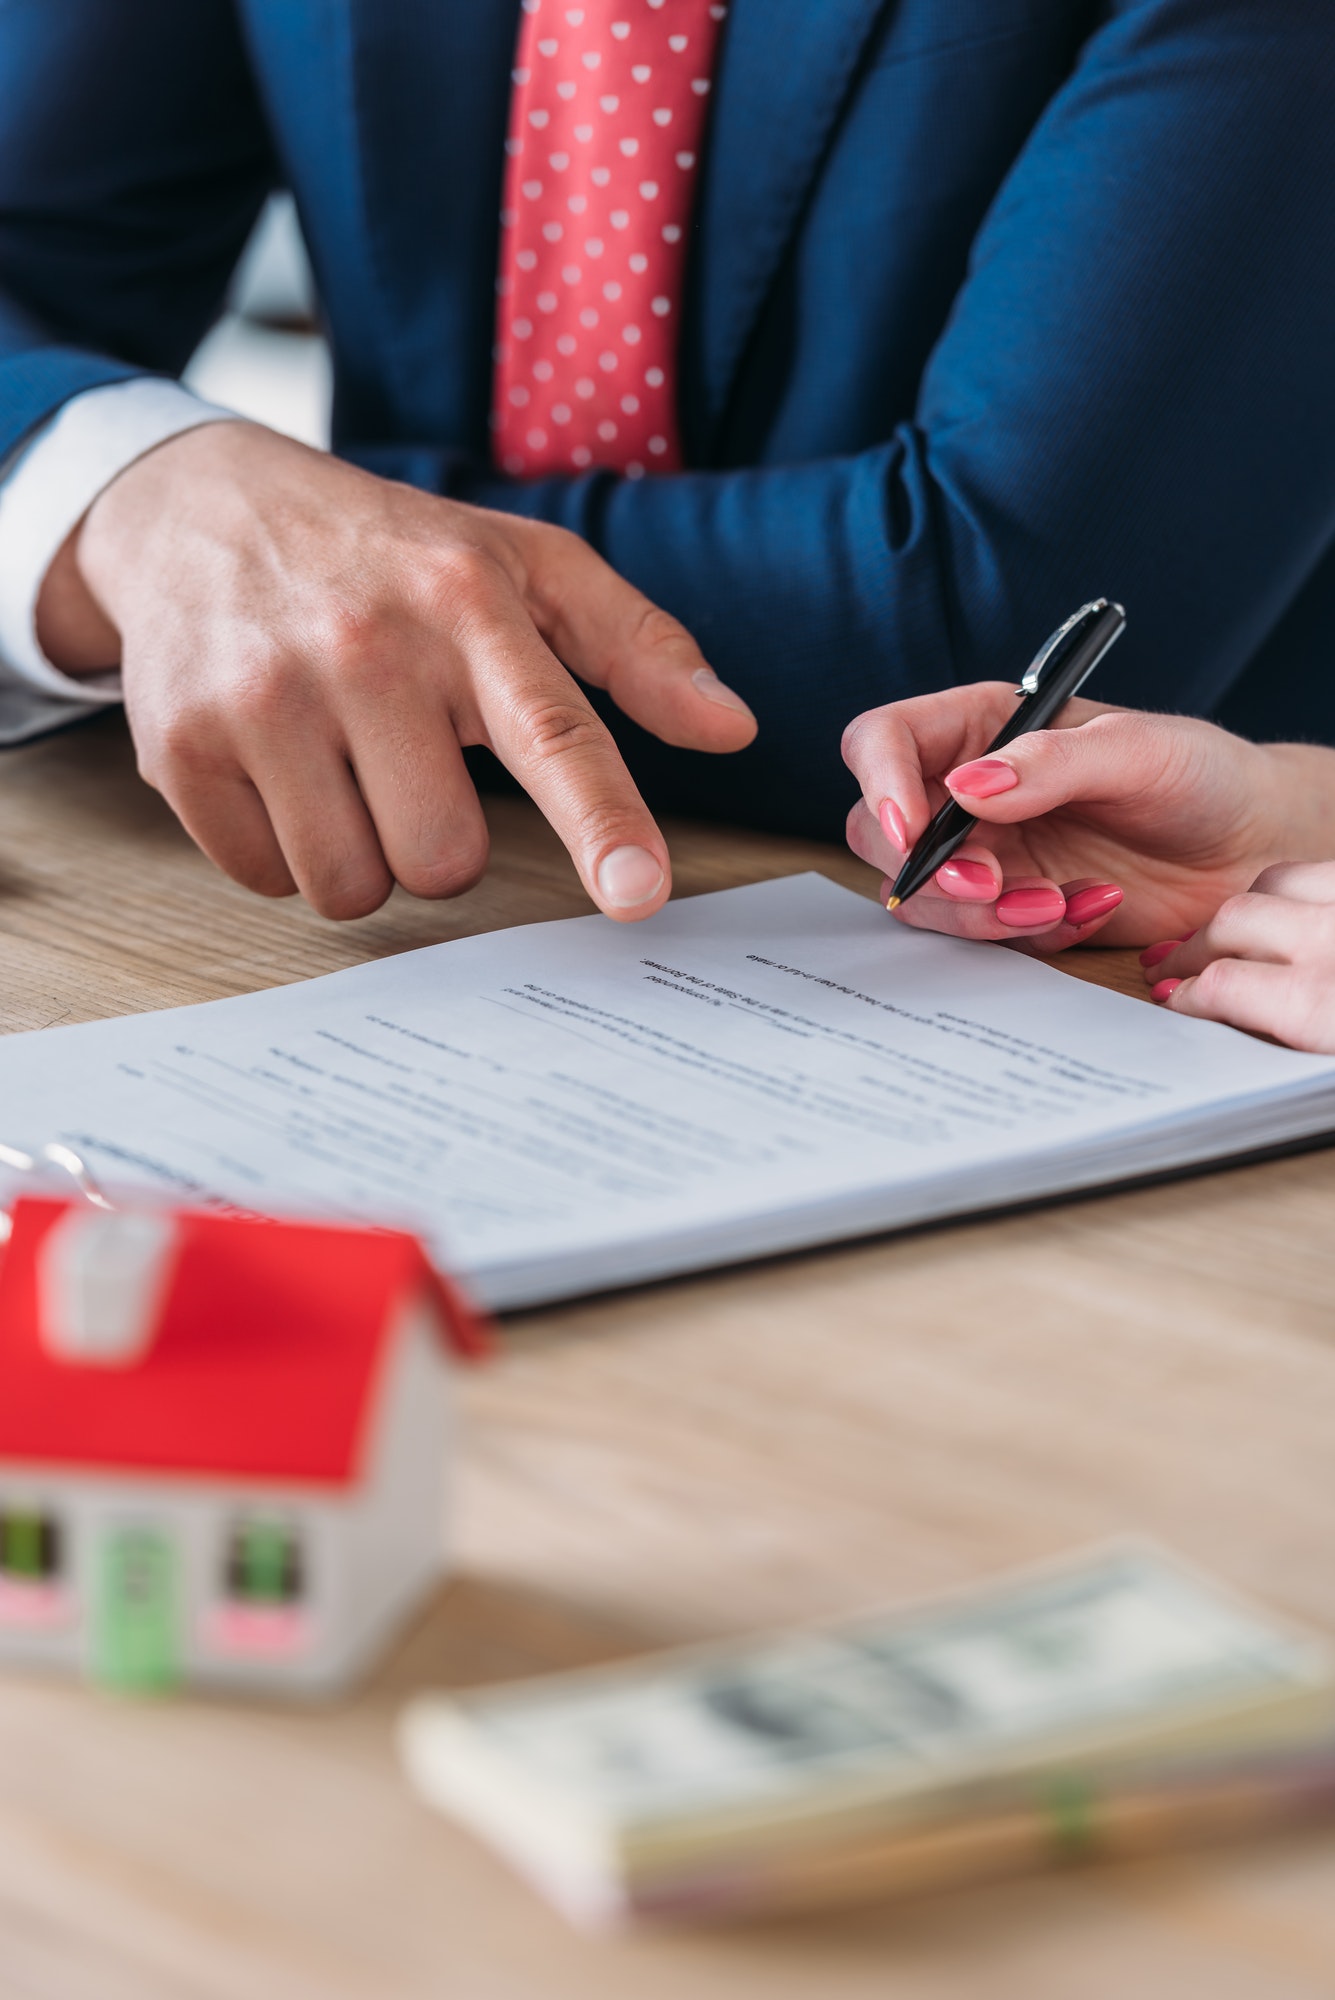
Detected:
[0,1471,348,1695]
[338,1301,452,1683]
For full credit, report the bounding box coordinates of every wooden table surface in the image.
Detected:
[4,713,1335,2000]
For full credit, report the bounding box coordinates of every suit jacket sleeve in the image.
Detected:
[432,0,1335,835]
[0,0,275,460]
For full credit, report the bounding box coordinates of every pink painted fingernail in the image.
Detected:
[996,886,1066,928]
[947,757,1019,799]
[878,798,908,850]
[1139,939,1182,969]
[1063,883,1123,927]
[936,857,998,901]
[1151,978,1183,1003]
[597,845,665,908]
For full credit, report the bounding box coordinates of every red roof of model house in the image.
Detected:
[0,1198,489,1487]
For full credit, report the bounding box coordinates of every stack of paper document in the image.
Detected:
[2,875,1335,1309]
[398,1545,1335,1927]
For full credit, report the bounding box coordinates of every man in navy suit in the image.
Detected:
[1,0,1332,922]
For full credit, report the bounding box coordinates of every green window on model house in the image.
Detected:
[224,1518,304,1606]
[0,1508,62,1582]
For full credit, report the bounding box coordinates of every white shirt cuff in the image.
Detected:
[0,379,237,710]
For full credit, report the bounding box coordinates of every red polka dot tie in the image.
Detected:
[494,0,727,480]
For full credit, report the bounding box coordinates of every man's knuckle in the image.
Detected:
[440,543,495,593]
[320,619,425,711]
[635,600,687,648]
[226,673,288,734]
[530,519,581,561]
[205,642,317,733]
[306,599,383,666]
[303,603,419,702]
[434,544,509,613]
[595,597,691,686]
[250,868,298,902]
[335,650,403,708]
[525,696,606,760]
[310,870,392,922]
[398,833,491,902]
[139,703,224,783]
[227,850,294,900]
[132,732,171,791]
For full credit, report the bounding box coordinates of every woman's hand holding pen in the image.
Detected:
[843,684,1335,1051]
[841,685,1335,953]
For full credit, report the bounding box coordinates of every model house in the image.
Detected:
[0,1196,486,1697]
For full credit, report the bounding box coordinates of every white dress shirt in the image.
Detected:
[0,380,233,746]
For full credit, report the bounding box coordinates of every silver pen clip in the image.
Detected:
[1018,599,1110,696]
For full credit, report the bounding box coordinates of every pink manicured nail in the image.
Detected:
[1063,883,1123,927]
[597,845,665,908]
[1151,978,1183,1003]
[936,857,998,900]
[996,886,1066,928]
[947,757,1019,800]
[1139,939,1182,969]
[878,798,908,850]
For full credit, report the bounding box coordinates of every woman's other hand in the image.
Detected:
[842,686,1335,951]
[1142,862,1335,1053]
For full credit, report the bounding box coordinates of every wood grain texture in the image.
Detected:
[2,713,1334,2000]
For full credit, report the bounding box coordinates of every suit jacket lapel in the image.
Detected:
[333,0,520,451]
[690,0,891,448]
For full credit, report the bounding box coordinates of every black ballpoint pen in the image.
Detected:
[884,599,1127,912]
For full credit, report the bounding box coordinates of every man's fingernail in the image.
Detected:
[1139,939,1182,969]
[1151,977,1183,1003]
[878,798,908,849]
[597,845,665,908]
[996,886,1065,928]
[692,667,754,717]
[1064,883,1123,927]
[936,857,997,900]
[947,757,1019,799]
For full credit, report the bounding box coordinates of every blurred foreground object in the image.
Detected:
[0,1198,486,1696]
[400,1545,1335,1929]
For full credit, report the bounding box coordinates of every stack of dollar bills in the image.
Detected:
[399,1543,1335,1928]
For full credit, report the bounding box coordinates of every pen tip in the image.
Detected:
[884,896,901,912]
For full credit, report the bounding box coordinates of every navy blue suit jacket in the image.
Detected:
[2,1,1333,836]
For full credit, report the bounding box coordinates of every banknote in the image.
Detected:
[400,1543,1335,1925]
